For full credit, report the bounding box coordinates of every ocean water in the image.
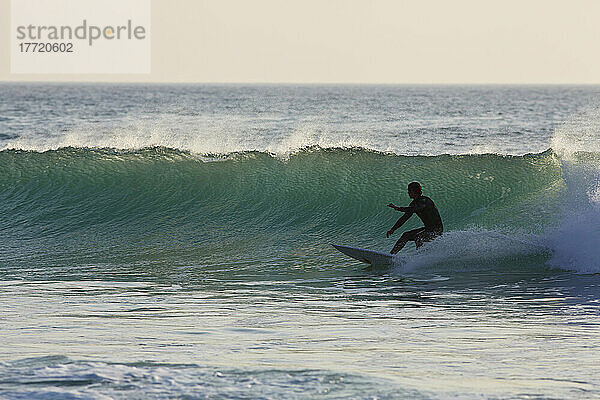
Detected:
[1,83,600,399]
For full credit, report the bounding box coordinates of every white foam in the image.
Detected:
[1,112,547,157]
[391,228,550,274]
[546,107,600,274]
[546,160,600,274]
[264,118,375,159]
[551,105,600,160]
[0,358,396,399]
[0,115,385,159]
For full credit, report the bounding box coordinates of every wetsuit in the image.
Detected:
[389,195,443,254]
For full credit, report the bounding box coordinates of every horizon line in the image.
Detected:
[3,80,600,86]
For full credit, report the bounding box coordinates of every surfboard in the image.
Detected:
[332,244,395,267]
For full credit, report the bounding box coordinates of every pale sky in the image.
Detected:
[2,0,600,83]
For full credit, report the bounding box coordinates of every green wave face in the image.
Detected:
[0,147,566,273]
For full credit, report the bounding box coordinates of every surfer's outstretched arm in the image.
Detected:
[396,203,426,213]
[388,198,426,214]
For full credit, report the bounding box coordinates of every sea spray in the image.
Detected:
[547,107,600,273]
[392,228,550,274]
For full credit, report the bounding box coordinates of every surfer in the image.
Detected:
[386,182,443,254]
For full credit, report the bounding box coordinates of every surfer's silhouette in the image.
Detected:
[386,182,443,254]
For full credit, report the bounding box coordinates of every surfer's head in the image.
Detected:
[407,181,422,198]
